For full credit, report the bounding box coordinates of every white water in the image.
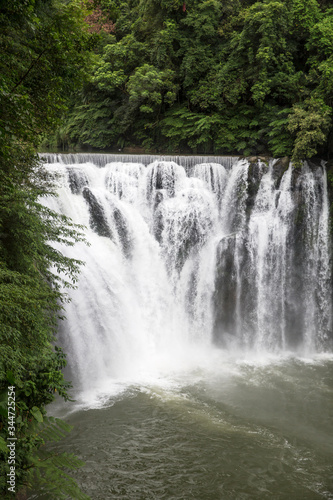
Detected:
[247,162,293,350]
[42,155,332,403]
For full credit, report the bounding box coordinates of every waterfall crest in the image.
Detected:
[42,155,332,390]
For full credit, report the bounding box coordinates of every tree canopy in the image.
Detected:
[44,0,333,163]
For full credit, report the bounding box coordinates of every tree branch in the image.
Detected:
[10,48,48,94]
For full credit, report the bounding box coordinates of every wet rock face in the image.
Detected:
[246,161,266,211]
[147,163,177,201]
[146,161,187,208]
[153,211,164,244]
[213,237,238,344]
[172,218,204,272]
[68,168,88,194]
[245,158,290,213]
[157,189,217,273]
[83,187,112,238]
[111,203,132,259]
[83,187,132,258]
[154,191,164,211]
[272,157,290,187]
[326,160,333,207]
[157,207,210,273]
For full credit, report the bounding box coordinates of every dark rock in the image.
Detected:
[67,168,88,194]
[147,163,178,202]
[154,190,164,210]
[82,188,112,238]
[153,208,164,243]
[111,203,132,259]
[213,236,239,344]
[272,157,290,188]
[325,159,333,171]
[246,161,266,211]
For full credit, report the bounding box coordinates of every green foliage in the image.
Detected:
[0,0,93,143]
[306,9,333,105]
[0,411,90,499]
[267,108,294,157]
[0,0,92,497]
[288,97,332,164]
[49,0,333,159]
[27,417,90,499]
[127,64,178,112]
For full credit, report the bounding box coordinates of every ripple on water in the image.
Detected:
[31,355,333,500]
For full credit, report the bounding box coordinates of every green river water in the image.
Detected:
[30,353,333,500]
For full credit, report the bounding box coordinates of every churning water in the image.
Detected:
[34,154,333,499]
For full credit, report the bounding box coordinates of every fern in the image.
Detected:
[267,107,293,157]
[32,460,89,500]
[26,417,90,500]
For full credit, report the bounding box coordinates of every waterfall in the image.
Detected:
[42,155,332,392]
[39,152,237,170]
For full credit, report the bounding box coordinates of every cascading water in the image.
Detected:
[42,155,332,398]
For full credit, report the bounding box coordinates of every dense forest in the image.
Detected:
[45,0,333,164]
[1,0,333,498]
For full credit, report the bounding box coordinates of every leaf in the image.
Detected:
[6,371,15,385]
[31,406,43,423]
[0,405,7,418]
[0,435,8,453]
[37,417,73,443]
